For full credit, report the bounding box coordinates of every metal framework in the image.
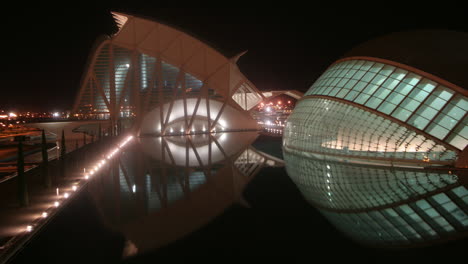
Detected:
[72,12,265,135]
[283,56,468,248]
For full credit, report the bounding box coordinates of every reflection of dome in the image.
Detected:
[284,30,468,248]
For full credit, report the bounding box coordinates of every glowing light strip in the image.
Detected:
[21,135,135,238]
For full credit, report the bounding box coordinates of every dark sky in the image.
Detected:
[1,6,467,112]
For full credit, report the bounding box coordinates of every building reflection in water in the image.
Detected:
[284,152,467,248]
[84,132,284,255]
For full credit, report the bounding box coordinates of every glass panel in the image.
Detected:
[408,87,430,103]
[380,75,402,91]
[451,186,468,199]
[433,114,459,130]
[392,108,412,122]
[365,96,382,109]
[354,92,371,104]
[433,193,451,204]
[415,199,431,210]
[437,86,455,100]
[386,92,405,105]
[368,63,384,73]
[361,71,378,83]
[345,90,359,101]
[378,102,397,115]
[352,69,368,80]
[399,98,420,112]
[426,123,450,139]
[344,79,359,90]
[360,61,374,71]
[400,73,421,85]
[408,116,430,130]
[417,80,437,93]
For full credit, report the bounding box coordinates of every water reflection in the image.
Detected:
[85,132,283,255]
[284,152,468,248]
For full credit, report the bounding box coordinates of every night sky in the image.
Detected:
[2,6,467,112]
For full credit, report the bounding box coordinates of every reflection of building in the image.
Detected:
[86,132,283,253]
[283,30,468,248]
[73,12,264,135]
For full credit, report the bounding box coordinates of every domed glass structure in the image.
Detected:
[283,31,468,248]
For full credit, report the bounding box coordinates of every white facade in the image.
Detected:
[73,12,263,135]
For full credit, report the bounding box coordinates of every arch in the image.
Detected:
[72,12,264,134]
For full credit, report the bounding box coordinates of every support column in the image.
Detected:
[60,130,66,178]
[41,130,51,188]
[17,138,28,207]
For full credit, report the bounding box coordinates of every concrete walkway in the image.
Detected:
[0,136,122,263]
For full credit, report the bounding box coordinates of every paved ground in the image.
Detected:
[0,138,114,263]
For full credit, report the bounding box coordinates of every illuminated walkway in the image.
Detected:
[0,134,133,263]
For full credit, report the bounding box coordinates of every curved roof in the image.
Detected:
[343,30,468,89]
[109,11,257,99]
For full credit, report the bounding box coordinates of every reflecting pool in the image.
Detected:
[86,131,283,254]
[11,132,467,263]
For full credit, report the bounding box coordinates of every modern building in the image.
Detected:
[72,12,266,136]
[283,30,468,248]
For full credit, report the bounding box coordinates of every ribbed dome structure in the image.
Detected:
[283,29,468,248]
[344,30,468,89]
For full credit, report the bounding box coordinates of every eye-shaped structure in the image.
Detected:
[73,12,263,135]
[283,30,468,248]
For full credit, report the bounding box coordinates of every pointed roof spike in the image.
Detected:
[111,11,129,32]
[230,50,248,63]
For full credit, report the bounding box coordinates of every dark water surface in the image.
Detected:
[11,133,466,263]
